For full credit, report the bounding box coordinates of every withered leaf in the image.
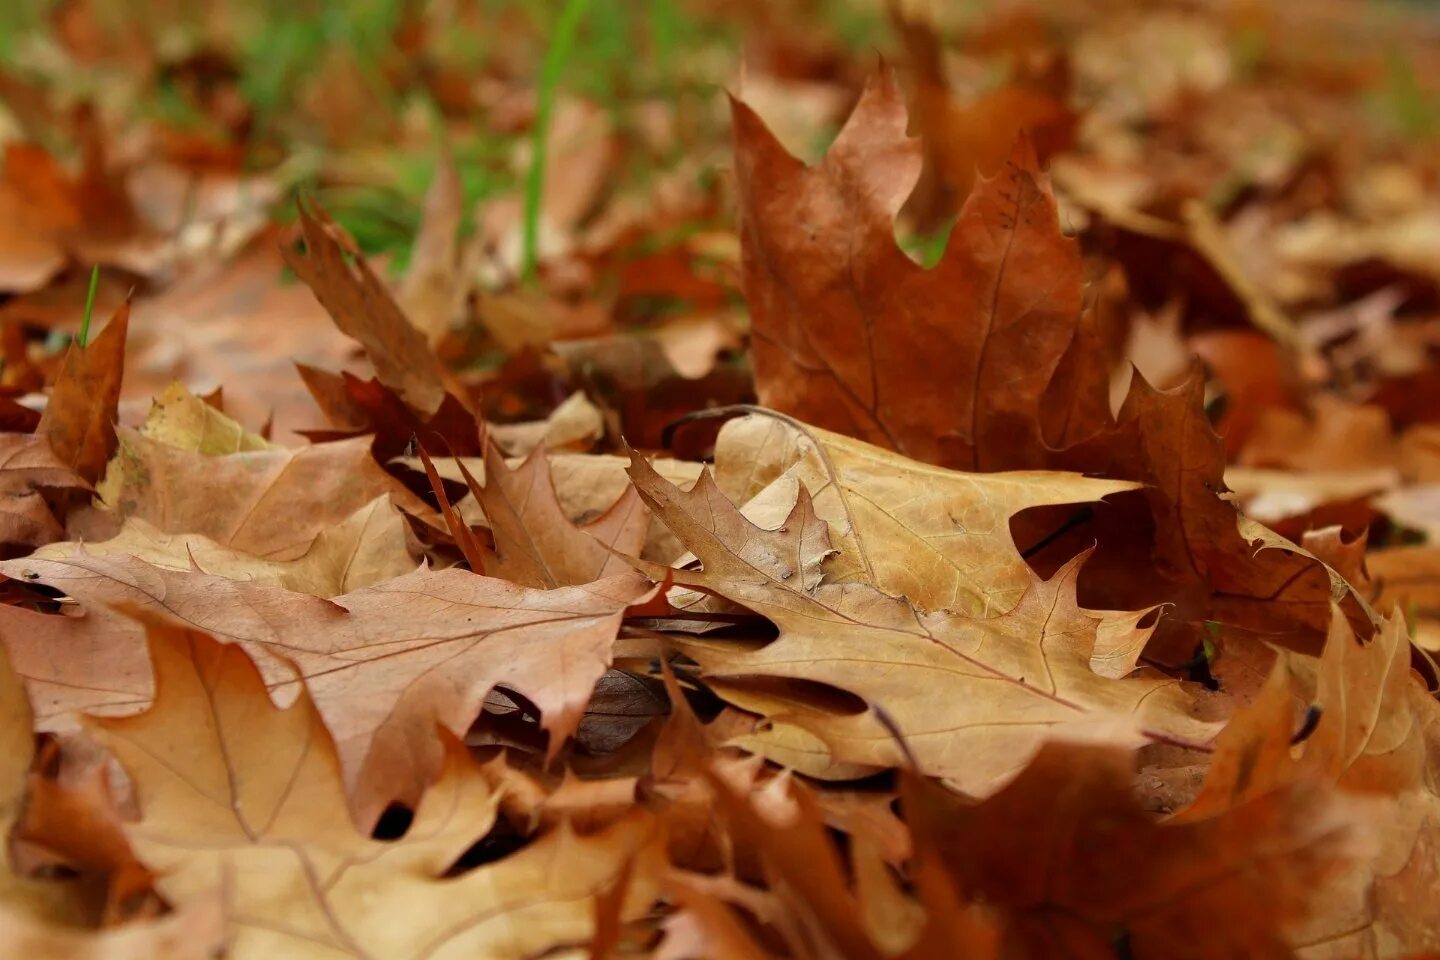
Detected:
[0,553,653,824]
[283,203,449,414]
[735,67,1082,471]
[0,433,89,554]
[76,429,424,560]
[38,299,128,485]
[902,740,1359,959]
[627,451,1216,792]
[90,611,663,959]
[711,413,1137,616]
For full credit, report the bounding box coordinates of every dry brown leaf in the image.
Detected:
[735,67,1083,471]
[0,553,653,823]
[469,439,649,588]
[1180,610,1440,955]
[902,739,1360,959]
[0,433,89,554]
[75,429,424,560]
[38,300,128,485]
[33,495,417,597]
[89,611,663,959]
[627,451,1216,792]
[283,204,449,414]
[711,413,1139,616]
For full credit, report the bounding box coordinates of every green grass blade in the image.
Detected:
[78,265,100,348]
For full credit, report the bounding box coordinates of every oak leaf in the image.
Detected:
[1181,609,1440,955]
[88,611,663,959]
[735,66,1082,472]
[711,413,1138,617]
[0,554,653,823]
[467,438,650,588]
[627,451,1216,793]
[901,739,1360,959]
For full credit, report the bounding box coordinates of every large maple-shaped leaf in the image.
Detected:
[901,740,1359,959]
[710,413,1137,617]
[90,612,663,959]
[627,453,1215,794]
[735,66,1082,471]
[0,555,653,824]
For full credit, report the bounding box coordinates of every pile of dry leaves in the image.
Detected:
[0,1,1438,957]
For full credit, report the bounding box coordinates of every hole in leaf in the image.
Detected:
[370,803,415,841]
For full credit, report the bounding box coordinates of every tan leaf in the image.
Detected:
[470,439,649,588]
[627,451,1216,794]
[127,381,272,455]
[89,612,662,959]
[0,554,653,823]
[76,429,424,560]
[33,495,418,597]
[711,413,1139,616]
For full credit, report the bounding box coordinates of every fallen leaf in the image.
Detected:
[283,204,449,414]
[627,450,1216,793]
[902,739,1360,959]
[711,413,1139,616]
[735,67,1083,471]
[89,610,663,959]
[468,439,650,588]
[33,496,417,597]
[0,433,89,554]
[398,140,462,346]
[76,430,424,561]
[0,553,654,823]
[37,300,128,485]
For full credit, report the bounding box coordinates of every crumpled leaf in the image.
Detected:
[76,429,425,560]
[89,610,663,959]
[0,433,89,554]
[398,139,462,347]
[735,67,1083,471]
[627,451,1216,793]
[38,300,128,485]
[0,553,654,823]
[33,495,417,597]
[711,413,1138,616]
[127,382,273,455]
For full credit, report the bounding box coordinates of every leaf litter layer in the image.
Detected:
[0,2,1439,958]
